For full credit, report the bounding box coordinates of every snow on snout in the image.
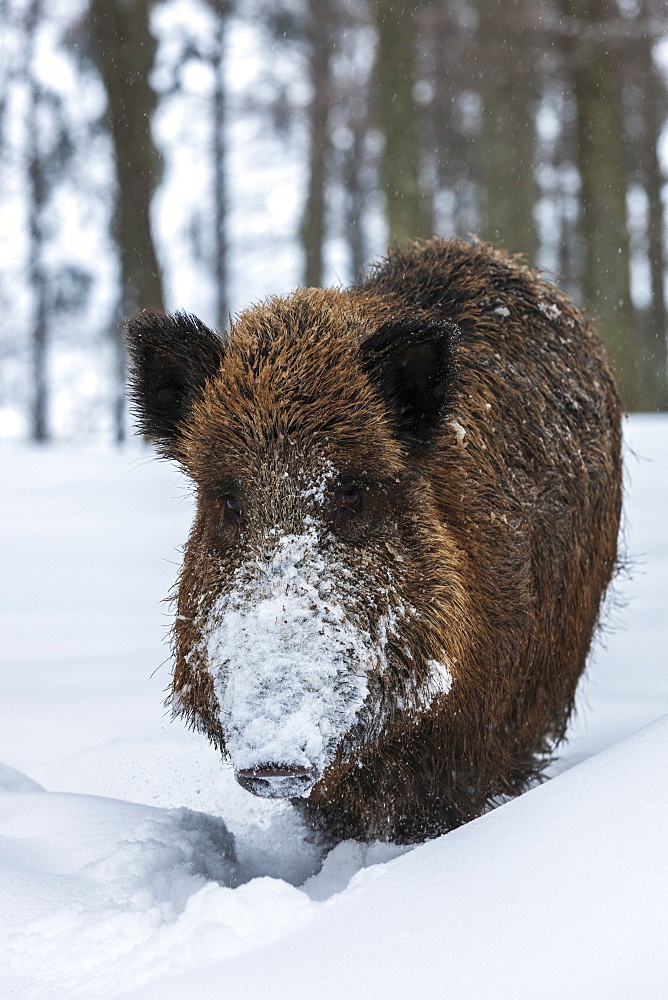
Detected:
[207,524,378,791]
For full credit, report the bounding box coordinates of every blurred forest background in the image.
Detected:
[1,0,667,443]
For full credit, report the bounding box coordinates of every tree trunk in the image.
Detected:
[88,0,164,442]
[635,1,668,410]
[476,0,539,262]
[301,0,333,288]
[553,87,581,301]
[344,112,367,283]
[25,0,48,442]
[373,0,428,247]
[564,0,640,410]
[211,10,229,330]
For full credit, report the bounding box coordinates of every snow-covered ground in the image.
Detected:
[1,414,666,999]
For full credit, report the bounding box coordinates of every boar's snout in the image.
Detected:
[235,763,319,799]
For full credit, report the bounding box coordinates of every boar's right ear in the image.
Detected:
[360,315,459,449]
[126,310,226,455]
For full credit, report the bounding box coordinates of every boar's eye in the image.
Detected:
[335,487,362,524]
[223,495,243,525]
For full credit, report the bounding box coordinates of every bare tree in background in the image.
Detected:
[562,0,639,410]
[329,0,373,282]
[475,0,539,262]
[3,0,101,441]
[630,0,668,410]
[372,0,428,246]
[207,0,231,331]
[300,0,335,287]
[422,6,479,239]
[25,0,49,440]
[88,0,164,442]
[343,103,369,281]
[546,25,582,301]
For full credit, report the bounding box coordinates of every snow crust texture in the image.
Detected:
[0,790,311,998]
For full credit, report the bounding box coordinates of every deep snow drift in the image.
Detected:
[1,414,666,999]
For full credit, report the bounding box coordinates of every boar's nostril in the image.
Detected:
[237,764,313,780]
[235,764,319,798]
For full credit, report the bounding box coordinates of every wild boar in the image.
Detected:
[127,238,622,844]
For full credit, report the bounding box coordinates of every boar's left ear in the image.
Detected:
[126,310,226,455]
[360,316,459,448]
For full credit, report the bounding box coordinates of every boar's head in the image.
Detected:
[127,289,462,800]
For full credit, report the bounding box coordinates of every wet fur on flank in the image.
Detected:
[127,238,622,844]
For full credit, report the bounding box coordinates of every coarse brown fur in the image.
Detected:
[127,238,622,844]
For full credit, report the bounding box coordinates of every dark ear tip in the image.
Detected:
[124,311,227,455]
[125,310,169,345]
[361,314,459,448]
